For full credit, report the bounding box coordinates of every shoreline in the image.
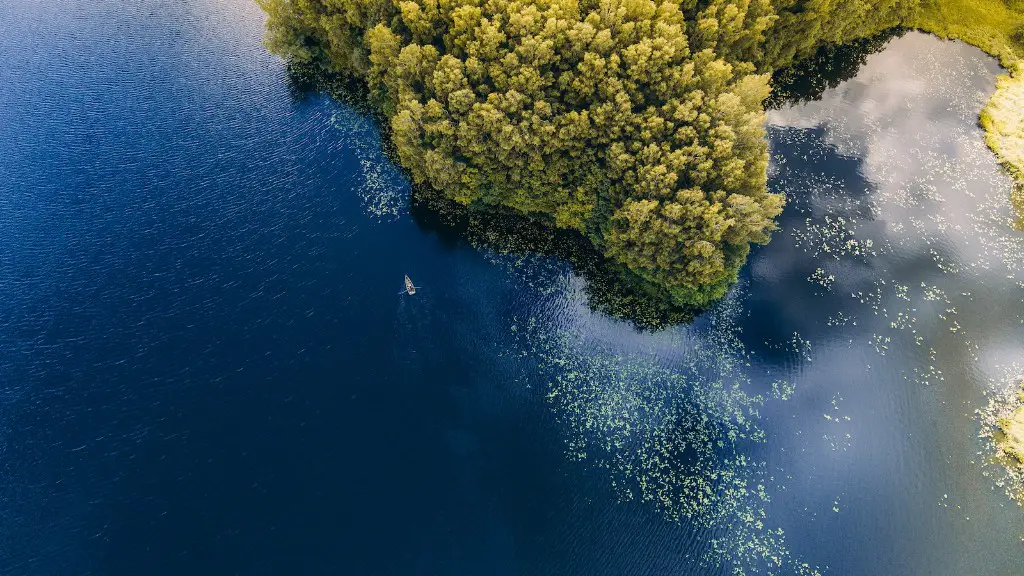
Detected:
[910,1,1024,224]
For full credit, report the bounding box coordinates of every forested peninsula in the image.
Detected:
[259,0,1024,307]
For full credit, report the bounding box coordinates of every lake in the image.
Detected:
[1,1,1022,574]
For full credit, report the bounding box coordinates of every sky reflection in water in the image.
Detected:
[508,32,1024,575]
[2,1,1024,573]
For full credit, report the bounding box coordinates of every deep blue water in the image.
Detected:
[2,2,1024,575]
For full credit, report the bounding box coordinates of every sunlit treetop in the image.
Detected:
[259,0,918,307]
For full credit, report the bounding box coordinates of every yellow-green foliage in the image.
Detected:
[982,74,1024,220]
[764,0,918,68]
[259,0,918,307]
[998,404,1024,464]
[911,0,1023,69]
[259,0,396,73]
[379,0,795,305]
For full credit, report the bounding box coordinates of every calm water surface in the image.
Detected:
[2,1,1023,574]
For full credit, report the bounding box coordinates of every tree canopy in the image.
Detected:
[259,0,920,307]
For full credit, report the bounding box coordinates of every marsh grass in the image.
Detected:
[980,74,1024,229]
[997,402,1024,463]
[913,0,1024,68]
[980,376,1024,504]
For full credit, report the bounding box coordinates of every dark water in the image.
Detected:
[2,2,1023,574]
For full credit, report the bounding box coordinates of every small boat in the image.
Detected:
[404,275,417,295]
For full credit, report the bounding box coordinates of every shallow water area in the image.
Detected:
[1,2,1023,574]
[756,32,1024,574]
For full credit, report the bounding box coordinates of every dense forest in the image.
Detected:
[257,0,1022,307]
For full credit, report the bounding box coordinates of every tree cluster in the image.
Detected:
[260,0,919,307]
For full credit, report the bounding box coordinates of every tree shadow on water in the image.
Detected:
[284,62,378,114]
[410,189,700,331]
[767,28,908,108]
[284,62,698,331]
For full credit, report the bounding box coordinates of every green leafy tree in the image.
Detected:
[259,0,917,307]
[763,0,919,67]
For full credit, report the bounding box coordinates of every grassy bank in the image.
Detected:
[911,0,1024,224]
[982,379,1024,505]
[999,399,1024,465]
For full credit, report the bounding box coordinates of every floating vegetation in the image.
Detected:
[822,395,854,452]
[767,32,1024,517]
[327,106,408,221]
[791,214,878,261]
[978,370,1024,504]
[808,268,836,291]
[509,287,819,575]
[870,333,891,356]
[771,379,797,401]
[769,32,1023,354]
[826,311,853,327]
